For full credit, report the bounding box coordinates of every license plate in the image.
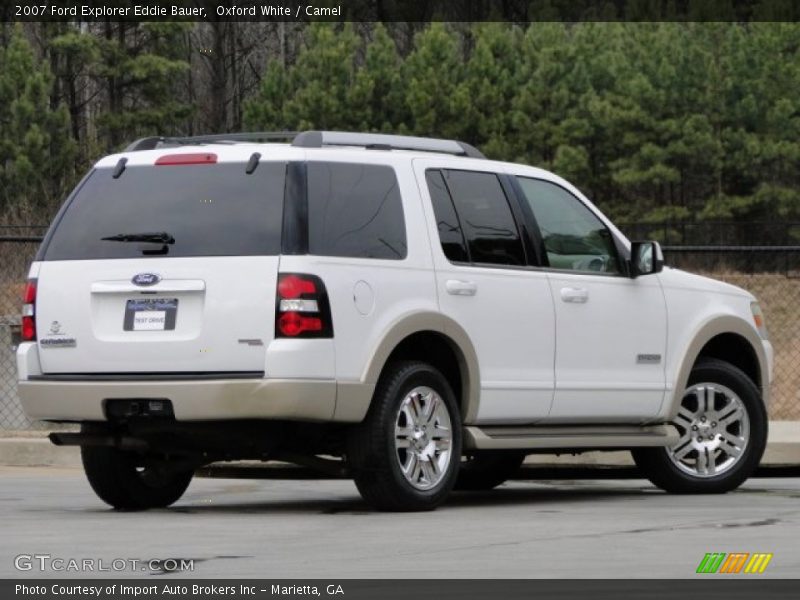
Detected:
[124,298,178,331]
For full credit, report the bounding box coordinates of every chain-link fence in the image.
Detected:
[1,227,46,430]
[1,231,799,429]
[622,221,800,247]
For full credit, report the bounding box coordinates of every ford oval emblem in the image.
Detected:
[132,273,161,287]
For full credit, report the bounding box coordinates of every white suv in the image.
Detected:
[17,131,772,511]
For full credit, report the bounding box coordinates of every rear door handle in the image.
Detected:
[560,286,589,303]
[446,280,477,296]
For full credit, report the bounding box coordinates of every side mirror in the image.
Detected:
[630,241,663,278]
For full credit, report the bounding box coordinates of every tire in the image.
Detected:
[454,452,526,491]
[347,361,462,511]
[632,358,767,494]
[81,443,193,510]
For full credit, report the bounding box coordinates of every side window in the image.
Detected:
[441,170,526,266]
[517,177,621,274]
[307,162,407,260]
[425,170,469,263]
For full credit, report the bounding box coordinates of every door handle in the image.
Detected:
[446,280,477,296]
[560,286,589,303]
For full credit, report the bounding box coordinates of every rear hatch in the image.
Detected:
[35,155,286,375]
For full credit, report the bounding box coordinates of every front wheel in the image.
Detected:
[633,358,767,494]
[347,361,462,511]
[81,441,194,510]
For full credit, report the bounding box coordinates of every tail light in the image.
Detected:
[21,278,37,341]
[275,273,333,338]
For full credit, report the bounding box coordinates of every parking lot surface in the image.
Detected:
[1,466,798,578]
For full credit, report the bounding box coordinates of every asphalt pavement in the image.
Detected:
[1,466,798,579]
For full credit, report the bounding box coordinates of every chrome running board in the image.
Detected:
[463,423,679,450]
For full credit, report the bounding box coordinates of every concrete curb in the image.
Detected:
[0,437,80,467]
[1,421,799,469]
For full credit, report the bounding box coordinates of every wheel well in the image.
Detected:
[697,333,761,391]
[382,331,466,416]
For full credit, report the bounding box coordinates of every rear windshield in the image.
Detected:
[42,162,286,260]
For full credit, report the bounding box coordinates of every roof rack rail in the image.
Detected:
[124,137,163,152]
[124,132,299,152]
[123,130,487,159]
[292,131,486,159]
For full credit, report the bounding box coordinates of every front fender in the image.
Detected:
[662,315,769,421]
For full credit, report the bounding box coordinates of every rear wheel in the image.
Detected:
[633,358,767,494]
[347,361,462,511]
[454,452,526,491]
[81,440,193,510]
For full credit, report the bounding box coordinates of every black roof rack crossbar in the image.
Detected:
[124,132,299,152]
[124,131,486,159]
[292,131,486,159]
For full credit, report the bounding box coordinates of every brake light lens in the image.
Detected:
[155,153,217,166]
[275,273,333,338]
[278,275,317,299]
[21,278,37,341]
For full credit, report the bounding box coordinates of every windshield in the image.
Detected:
[42,162,286,260]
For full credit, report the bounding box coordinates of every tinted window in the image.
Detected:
[425,169,468,262]
[517,177,620,274]
[443,170,525,266]
[307,162,406,260]
[43,162,285,260]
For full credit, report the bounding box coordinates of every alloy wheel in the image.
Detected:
[394,386,453,490]
[667,383,750,478]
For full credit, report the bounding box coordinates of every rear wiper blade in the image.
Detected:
[101,232,175,244]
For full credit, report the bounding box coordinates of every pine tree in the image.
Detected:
[350,23,407,132]
[459,23,521,159]
[510,23,573,167]
[0,26,75,220]
[245,24,364,131]
[709,23,800,222]
[94,22,192,148]
[283,23,362,130]
[403,24,470,139]
[243,59,290,131]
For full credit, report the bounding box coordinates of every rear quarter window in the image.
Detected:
[306,162,407,260]
[42,161,286,260]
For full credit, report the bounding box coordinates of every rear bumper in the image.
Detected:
[17,342,374,423]
[18,377,337,422]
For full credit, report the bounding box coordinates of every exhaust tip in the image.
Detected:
[48,433,68,446]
